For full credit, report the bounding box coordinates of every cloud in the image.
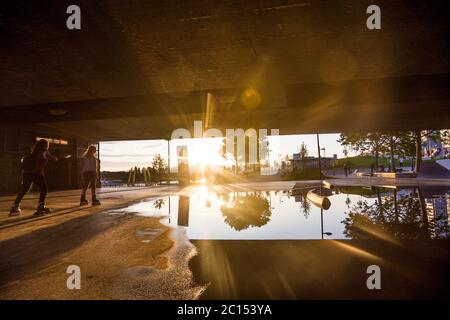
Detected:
[99,140,168,171]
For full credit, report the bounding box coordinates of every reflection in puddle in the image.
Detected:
[221,193,271,231]
[106,185,450,299]
[113,186,450,240]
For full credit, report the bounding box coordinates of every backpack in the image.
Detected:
[21,153,36,172]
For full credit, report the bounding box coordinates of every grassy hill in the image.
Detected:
[334,155,413,168]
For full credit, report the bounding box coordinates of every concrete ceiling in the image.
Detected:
[1,0,449,140]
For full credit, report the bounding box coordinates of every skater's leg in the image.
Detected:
[80,172,90,205]
[89,172,101,205]
[82,172,90,196]
[90,173,97,201]
[33,175,52,214]
[10,174,33,216]
[33,175,47,205]
[14,174,33,205]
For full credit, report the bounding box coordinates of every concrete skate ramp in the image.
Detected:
[419,162,450,179]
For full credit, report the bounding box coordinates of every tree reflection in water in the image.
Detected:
[153,199,165,210]
[288,190,311,219]
[342,187,450,239]
[220,193,272,231]
[300,193,311,219]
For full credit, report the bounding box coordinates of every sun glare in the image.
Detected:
[173,137,226,169]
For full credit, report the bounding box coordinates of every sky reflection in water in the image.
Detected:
[115,186,450,240]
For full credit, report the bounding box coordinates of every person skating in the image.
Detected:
[80,145,101,206]
[9,139,58,217]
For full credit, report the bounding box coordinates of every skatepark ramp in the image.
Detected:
[419,161,450,178]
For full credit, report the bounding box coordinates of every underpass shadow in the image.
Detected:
[0,205,93,229]
[0,211,127,288]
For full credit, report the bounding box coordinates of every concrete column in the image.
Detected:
[97,142,101,188]
[70,139,79,188]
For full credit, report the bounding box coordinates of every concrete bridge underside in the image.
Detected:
[1,0,449,141]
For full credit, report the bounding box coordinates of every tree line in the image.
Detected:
[338,130,449,172]
[127,154,168,186]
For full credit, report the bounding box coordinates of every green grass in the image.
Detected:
[284,168,322,180]
[334,155,414,168]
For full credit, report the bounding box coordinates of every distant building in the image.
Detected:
[423,130,450,158]
[290,154,337,171]
[426,194,450,239]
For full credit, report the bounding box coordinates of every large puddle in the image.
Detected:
[107,184,450,299]
[110,185,450,240]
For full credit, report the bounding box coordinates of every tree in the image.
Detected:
[338,133,389,168]
[132,167,137,185]
[389,135,396,172]
[394,132,416,158]
[296,191,311,218]
[343,147,349,158]
[150,154,168,183]
[415,130,422,172]
[127,167,137,186]
[296,142,309,171]
[341,188,429,239]
[153,199,165,210]
[385,131,415,172]
[220,193,271,231]
[414,130,443,172]
[339,131,418,172]
[127,168,133,186]
[299,142,309,160]
[143,167,150,186]
[441,130,450,147]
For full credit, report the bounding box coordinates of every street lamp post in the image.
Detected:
[317,134,323,180]
[320,208,332,239]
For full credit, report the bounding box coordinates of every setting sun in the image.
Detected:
[171,137,227,170]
